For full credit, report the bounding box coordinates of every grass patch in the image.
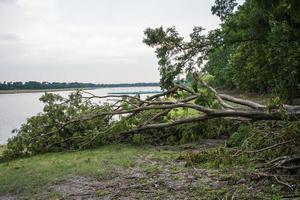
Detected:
[0,144,151,198]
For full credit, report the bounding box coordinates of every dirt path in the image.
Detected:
[50,142,255,200]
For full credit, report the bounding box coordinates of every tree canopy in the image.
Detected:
[143,0,300,103]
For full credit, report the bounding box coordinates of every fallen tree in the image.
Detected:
[59,74,300,140]
[2,74,299,154]
[1,75,299,191]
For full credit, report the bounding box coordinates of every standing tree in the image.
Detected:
[144,0,300,103]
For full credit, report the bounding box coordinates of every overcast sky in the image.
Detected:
[0,0,222,83]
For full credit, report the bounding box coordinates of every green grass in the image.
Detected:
[0,144,151,198]
[0,144,290,199]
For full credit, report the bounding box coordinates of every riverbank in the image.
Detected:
[0,143,289,199]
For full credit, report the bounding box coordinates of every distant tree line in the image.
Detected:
[0,81,160,90]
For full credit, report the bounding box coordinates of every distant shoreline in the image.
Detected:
[0,88,92,94]
[0,85,160,95]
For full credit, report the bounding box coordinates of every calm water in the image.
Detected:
[0,86,160,144]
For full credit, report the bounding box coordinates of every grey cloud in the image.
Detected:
[0,0,17,4]
[0,0,220,83]
[0,33,19,41]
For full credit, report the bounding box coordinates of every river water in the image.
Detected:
[0,86,160,144]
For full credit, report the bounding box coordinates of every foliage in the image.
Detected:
[184,120,300,172]
[207,0,300,102]
[204,46,235,88]
[183,146,249,169]
[162,119,237,145]
[227,124,253,147]
[240,121,300,159]
[211,0,238,21]
[1,92,113,161]
[181,120,300,196]
[143,26,209,90]
[1,85,242,161]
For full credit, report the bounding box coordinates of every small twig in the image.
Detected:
[273,175,293,190]
[279,165,300,170]
[232,140,295,158]
[254,172,294,190]
[245,140,295,154]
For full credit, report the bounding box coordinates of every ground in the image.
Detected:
[0,143,295,200]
